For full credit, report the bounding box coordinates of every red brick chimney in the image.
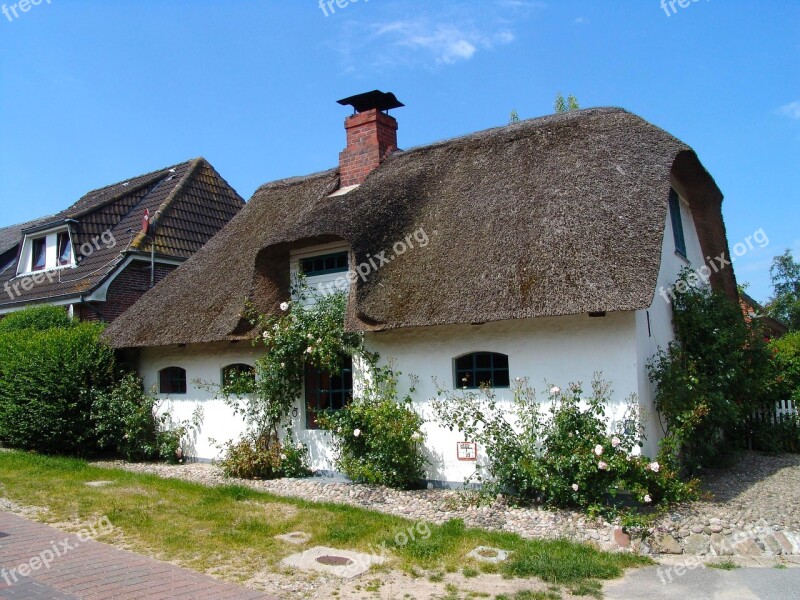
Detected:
[337,90,404,189]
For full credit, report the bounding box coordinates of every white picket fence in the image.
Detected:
[752,399,798,425]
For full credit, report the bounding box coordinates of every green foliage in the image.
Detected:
[320,360,426,489]
[0,321,116,455]
[509,109,520,124]
[92,373,202,463]
[219,279,426,488]
[0,305,73,332]
[431,375,695,517]
[767,249,800,331]
[216,432,311,479]
[648,269,777,469]
[554,92,580,113]
[772,332,800,403]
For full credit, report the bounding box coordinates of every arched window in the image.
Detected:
[159,366,187,394]
[454,352,510,389]
[221,363,256,389]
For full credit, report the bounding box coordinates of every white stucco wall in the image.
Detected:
[364,312,639,483]
[139,341,264,460]
[634,185,708,457]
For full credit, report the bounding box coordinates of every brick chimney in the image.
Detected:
[337,90,404,188]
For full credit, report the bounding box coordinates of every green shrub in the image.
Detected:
[320,362,426,489]
[431,375,696,516]
[648,270,776,469]
[92,373,202,463]
[771,332,800,404]
[0,321,116,455]
[0,305,73,332]
[216,432,311,479]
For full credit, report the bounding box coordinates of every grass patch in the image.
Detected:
[496,591,561,600]
[708,560,739,571]
[0,451,650,587]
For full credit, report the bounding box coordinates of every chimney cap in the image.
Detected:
[337,90,404,113]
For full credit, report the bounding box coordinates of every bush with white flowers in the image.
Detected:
[319,360,427,489]
[431,375,697,517]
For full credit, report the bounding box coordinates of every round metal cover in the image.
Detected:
[315,555,353,566]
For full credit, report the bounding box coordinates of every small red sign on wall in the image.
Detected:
[457,442,477,461]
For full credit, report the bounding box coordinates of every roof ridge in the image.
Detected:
[130,157,205,250]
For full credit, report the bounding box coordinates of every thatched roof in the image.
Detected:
[103,108,735,349]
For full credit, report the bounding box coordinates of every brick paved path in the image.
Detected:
[0,512,275,599]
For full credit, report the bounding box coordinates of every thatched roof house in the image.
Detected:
[104,106,734,349]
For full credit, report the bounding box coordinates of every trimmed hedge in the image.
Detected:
[0,305,73,332]
[0,321,116,455]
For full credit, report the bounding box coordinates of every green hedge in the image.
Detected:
[0,321,117,455]
[0,305,73,332]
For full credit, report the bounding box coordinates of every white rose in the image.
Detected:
[644,494,652,504]
[550,386,561,394]
[598,461,608,471]
[571,483,579,492]
[611,436,621,448]
[296,442,303,450]
[594,444,604,456]
[353,429,361,438]
[649,461,660,473]
[280,454,287,460]
[280,302,290,311]
[411,432,422,441]
[306,346,314,354]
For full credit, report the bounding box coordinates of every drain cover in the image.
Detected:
[315,555,353,566]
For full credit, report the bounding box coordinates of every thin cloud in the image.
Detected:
[333,2,540,70]
[777,101,800,120]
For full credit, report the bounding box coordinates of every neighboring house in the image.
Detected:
[740,291,788,341]
[103,92,737,483]
[0,158,244,322]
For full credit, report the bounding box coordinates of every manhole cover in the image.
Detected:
[316,555,353,566]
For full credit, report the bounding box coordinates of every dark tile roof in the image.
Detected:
[0,215,55,256]
[104,108,737,349]
[0,158,244,308]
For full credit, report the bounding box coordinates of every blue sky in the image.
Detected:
[1,0,798,302]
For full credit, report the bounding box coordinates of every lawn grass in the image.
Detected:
[0,450,650,587]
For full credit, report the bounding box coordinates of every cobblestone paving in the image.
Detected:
[88,451,800,557]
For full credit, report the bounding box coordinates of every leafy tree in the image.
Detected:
[767,249,800,331]
[509,109,520,124]
[554,92,580,113]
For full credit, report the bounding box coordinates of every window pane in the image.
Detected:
[32,238,46,270]
[475,353,492,369]
[493,369,510,388]
[300,251,349,276]
[669,190,687,257]
[305,355,354,429]
[57,233,72,266]
[454,353,510,389]
[159,367,187,394]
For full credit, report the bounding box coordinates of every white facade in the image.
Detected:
[137,196,706,483]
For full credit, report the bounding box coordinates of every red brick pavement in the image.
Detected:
[0,512,276,599]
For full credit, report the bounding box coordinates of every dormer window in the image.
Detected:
[57,232,72,266]
[31,237,47,271]
[17,226,74,276]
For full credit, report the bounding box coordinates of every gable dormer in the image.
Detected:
[16,223,74,276]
